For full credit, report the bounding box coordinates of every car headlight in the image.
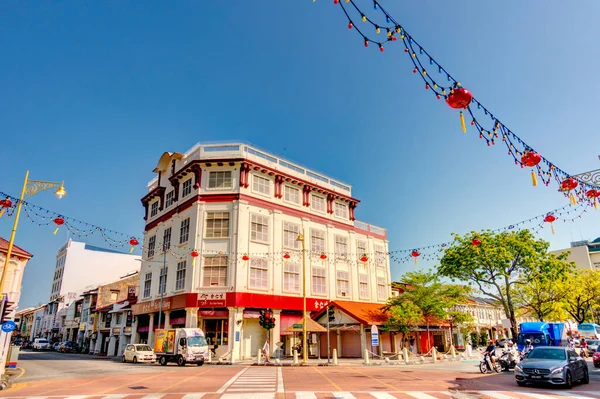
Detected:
[515,365,523,372]
[550,367,564,374]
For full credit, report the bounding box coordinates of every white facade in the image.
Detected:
[550,239,600,270]
[0,238,32,313]
[135,143,391,361]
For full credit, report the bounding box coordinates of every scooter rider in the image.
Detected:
[505,341,519,363]
[483,340,497,367]
[522,339,534,357]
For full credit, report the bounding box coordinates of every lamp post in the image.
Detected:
[1,171,66,293]
[296,233,308,365]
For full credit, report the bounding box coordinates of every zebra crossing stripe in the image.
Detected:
[295,393,318,399]
[332,393,356,399]
[180,394,206,399]
[481,391,520,399]
[370,393,399,399]
[405,392,441,399]
[216,366,249,393]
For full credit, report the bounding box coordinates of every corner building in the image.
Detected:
[133,143,391,361]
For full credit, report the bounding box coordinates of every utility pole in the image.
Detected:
[326,306,331,364]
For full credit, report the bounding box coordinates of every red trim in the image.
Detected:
[145,194,201,231]
[226,292,329,312]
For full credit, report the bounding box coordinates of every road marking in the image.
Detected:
[553,393,598,399]
[310,366,342,391]
[216,366,250,393]
[64,396,89,399]
[180,395,205,399]
[519,393,559,399]
[221,394,274,399]
[480,392,519,399]
[333,393,356,399]
[277,367,284,393]
[11,367,26,381]
[140,395,166,399]
[102,395,127,399]
[370,393,398,399]
[295,393,317,399]
[406,393,441,399]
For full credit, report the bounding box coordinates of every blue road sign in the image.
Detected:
[1,321,16,333]
[371,325,379,347]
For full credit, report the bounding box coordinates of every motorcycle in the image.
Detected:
[498,350,518,371]
[479,353,501,374]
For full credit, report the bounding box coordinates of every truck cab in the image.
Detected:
[518,322,566,352]
[154,328,209,366]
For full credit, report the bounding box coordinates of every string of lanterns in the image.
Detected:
[0,190,589,265]
[329,0,600,209]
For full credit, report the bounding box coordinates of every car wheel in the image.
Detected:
[197,361,204,366]
[133,356,138,364]
[159,356,167,366]
[517,381,526,387]
[564,370,573,389]
[582,368,589,384]
[595,363,600,368]
[177,355,186,367]
[122,356,126,363]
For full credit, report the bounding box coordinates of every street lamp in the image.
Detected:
[296,233,308,365]
[1,171,66,293]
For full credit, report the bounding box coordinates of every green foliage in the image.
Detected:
[438,229,573,339]
[560,269,600,323]
[479,331,490,345]
[470,332,479,347]
[381,301,422,334]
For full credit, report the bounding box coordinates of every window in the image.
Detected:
[312,266,327,295]
[249,258,268,289]
[179,218,190,244]
[311,194,326,212]
[284,186,300,204]
[250,214,269,243]
[334,202,348,219]
[357,239,367,258]
[377,276,387,300]
[159,267,168,295]
[163,228,172,251]
[110,290,119,301]
[205,212,230,238]
[283,262,300,292]
[208,171,233,189]
[375,245,386,267]
[594,262,600,269]
[336,270,349,297]
[175,261,186,291]
[203,256,228,287]
[335,235,348,258]
[148,235,156,258]
[359,274,369,298]
[182,179,193,197]
[252,175,270,195]
[311,229,325,254]
[150,202,159,217]
[115,313,122,325]
[283,222,300,249]
[165,191,175,208]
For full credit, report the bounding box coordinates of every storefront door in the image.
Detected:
[203,319,229,356]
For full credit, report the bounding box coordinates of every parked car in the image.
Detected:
[122,344,156,364]
[59,341,79,353]
[515,346,589,388]
[52,342,62,351]
[586,339,599,354]
[21,340,33,349]
[32,338,51,351]
[593,351,600,368]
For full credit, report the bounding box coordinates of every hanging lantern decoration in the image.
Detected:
[360,254,369,270]
[242,254,250,261]
[128,238,139,253]
[586,189,600,210]
[53,217,65,235]
[190,250,199,266]
[560,177,579,205]
[283,253,291,260]
[471,238,482,247]
[446,88,472,133]
[521,151,542,186]
[411,250,420,265]
[544,214,557,234]
[0,198,12,219]
[320,253,327,265]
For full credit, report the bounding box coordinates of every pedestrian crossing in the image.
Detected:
[216,365,282,394]
[4,392,600,399]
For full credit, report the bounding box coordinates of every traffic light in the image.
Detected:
[258,308,275,329]
[0,294,15,323]
[328,308,335,323]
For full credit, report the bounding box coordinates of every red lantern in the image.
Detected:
[242,254,250,262]
[472,239,482,247]
[283,253,291,260]
[544,214,557,234]
[190,250,199,258]
[521,151,541,167]
[53,217,65,235]
[0,199,12,208]
[446,88,473,109]
[128,238,139,253]
[586,189,600,199]
[360,255,369,263]
[320,253,327,260]
[560,177,578,191]
[411,250,420,265]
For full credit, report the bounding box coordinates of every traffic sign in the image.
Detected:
[1,320,16,333]
[371,325,379,347]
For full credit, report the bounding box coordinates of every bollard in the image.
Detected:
[451,345,456,359]
[466,344,472,358]
[403,348,409,364]
[432,347,437,363]
[257,349,262,364]
[292,349,299,366]
[332,348,338,365]
[364,349,370,365]
[208,349,212,363]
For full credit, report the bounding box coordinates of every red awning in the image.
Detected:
[280,313,303,336]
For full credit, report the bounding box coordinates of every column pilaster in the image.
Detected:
[228,307,244,362]
[148,313,155,346]
[185,307,199,328]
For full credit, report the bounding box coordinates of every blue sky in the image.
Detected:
[2,1,600,308]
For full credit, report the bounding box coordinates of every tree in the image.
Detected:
[447,310,473,348]
[438,229,573,340]
[384,271,470,352]
[381,301,422,334]
[560,269,600,323]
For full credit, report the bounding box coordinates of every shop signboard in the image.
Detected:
[198,292,226,308]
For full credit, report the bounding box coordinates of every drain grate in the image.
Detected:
[128,386,148,390]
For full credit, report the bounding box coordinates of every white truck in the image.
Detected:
[32,338,51,351]
[154,328,209,366]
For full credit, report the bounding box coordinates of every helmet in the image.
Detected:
[525,339,531,344]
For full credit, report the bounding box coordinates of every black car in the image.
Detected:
[514,346,589,389]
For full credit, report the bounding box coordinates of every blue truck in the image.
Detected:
[517,322,568,352]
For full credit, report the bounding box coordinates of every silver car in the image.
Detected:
[586,339,599,354]
[515,346,589,389]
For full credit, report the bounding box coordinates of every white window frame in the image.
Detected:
[203,256,228,287]
[250,214,269,243]
[311,229,325,254]
[311,194,326,213]
[377,276,387,300]
[179,218,190,244]
[375,245,386,267]
[147,235,156,258]
[359,273,369,299]
[252,175,271,196]
[283,262,300,293]
[163,228,172,251]
[158,267,168,295]
[283,222,301,250]
[336,270,350,297]
[311,266,327,295]
[208,171,233,189]
[334,202,348,219]
[175,261,186,291]
[249,258,269,290]
[205,212,230,238]
[182,179,193,197]
[150,202,159,217]
[335,235,348,259]
[165,191,175,208]
[284,185,300,205]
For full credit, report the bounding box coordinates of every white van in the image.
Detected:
[33,338,50,351]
